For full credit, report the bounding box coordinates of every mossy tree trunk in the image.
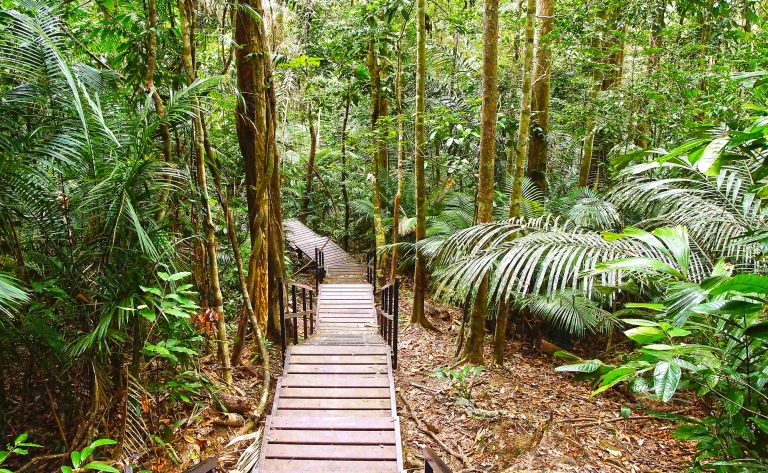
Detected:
[462,0,499,364]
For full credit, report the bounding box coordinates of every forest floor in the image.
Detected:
[394,283,699,473]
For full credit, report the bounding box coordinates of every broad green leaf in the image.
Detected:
[692,300,763,315]
[139,286,163,297]
[89,439,117,449]
[602,368,635,385]
[555,359,603,373]
[696,136,729,173]
[654,361,681,402]
[62,465,74,473]
[709,274,768,295]
[625,326,666,344]
[620,318,661,326]
[82,463,119,473]
[168,271,192,281]
[745,322,768,343]
[643,344,675,350]
[71,451,81,468]
[750,417,768,434]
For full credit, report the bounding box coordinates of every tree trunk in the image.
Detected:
[509,0,536,219]
[495,0,536,365]
[147,0,174,221]
[265,55,285,340]
[367,39,388,286]
[179,0,232,385]
[340,87,351,252]
[411,0,434,329]
[300,104,316,224]
[462,0,499,364]
[578,8,608,188]
[391,29,405,281]
[526,0,553,194]
[235,0,270,335]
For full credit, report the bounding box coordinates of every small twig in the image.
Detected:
[410,382,441,394]
[16,453,69,473]
[399,391,469,466]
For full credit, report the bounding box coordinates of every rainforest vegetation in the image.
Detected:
[0,0,767,470]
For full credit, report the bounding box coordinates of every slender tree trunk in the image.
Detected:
[462,0,499,364]
[494,0,536,365]
[300,104,316,224]
[147,0,174,221]
[178,0,233,384]
[578,9,607,188]
[340,87,351,252]
[526,0,553,194]
[411,0,434,329]
[367,39,387,286]
[266,55,285,340]
[391,33,405,281]
[648,0,665,74]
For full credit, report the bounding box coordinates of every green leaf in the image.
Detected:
[140,286,163,297]
[620,317,661,326]
[643,344,675,350]
[61,466,74,473]
[0,451,7,464]
[750,417,768,434]
[696,136,729,173]
[89,439,117,449]
[71,451,81,468]
[620,406,631,419]
[745,322,768,343]
[14,434,28,445]
[602,368,635,385]
[168,272,192,281]
[625,326,666,344]
[553,351,581,362]
[653,361,681,402]
[157,271,170,281]
[555,359,603,373]
[82,463,119,473]
[692,300,763,316]
[709,274,768,295]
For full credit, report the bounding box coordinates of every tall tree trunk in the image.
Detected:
[578,8,608,188]
[411,0,434,329]
[494,0,536,365]
[234,0,270,335]
[462,0,499,364]
[340,87,351,252]
[367,39,387,286]
[179,0,232,384]
[526,0,553,194]
[648,0,665,74]
[391,30,405,281]
[266,55,285,340]
[147,0,174,221]
[300,104,316,224]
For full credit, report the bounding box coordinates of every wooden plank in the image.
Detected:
[288,355,386,364]
[267,429,396,445]
[261,459,400,471]
[265,444,397,461]
[286,365,387,375]
[281,375,389,388]
[278,387,391,399]
[269,416,396,430]
[277,398,391,410]
[278,409,391,417]
[288,345,387,355]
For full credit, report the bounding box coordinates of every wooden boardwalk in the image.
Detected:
[256,227,403,472]
[283,219,367,282]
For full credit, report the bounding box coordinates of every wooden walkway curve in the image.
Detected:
[254,227,403,472]
[283,219,368,282]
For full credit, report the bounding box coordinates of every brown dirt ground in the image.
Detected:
[394,286,698,473]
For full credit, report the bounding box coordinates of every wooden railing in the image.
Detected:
[424,447,452,472]
[277,278,316,360]
[366,249,376,292]
[378,277,399,369]
[181,456,218,473]
[314,247,325,290]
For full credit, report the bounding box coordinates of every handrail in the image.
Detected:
[378,277,399,369]
[181,456,218,473]
[366,248,376,292]
[315,247,325,291]
[424,447,452,473]
[278,278,316,360]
